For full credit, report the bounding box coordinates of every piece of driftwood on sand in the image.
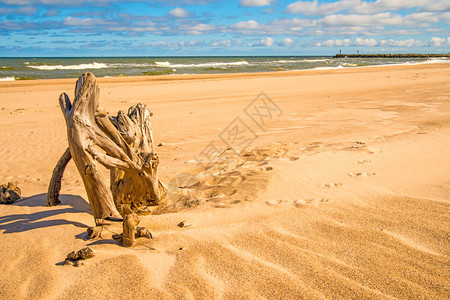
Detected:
[47,71,167,225]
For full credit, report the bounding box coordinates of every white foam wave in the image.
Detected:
[108,63,153,68]
[313,65,345,70]
[274,59,328,63]
[0,76,15,81]
[154,61,249,68]
[27,62,108,70]
[422,57,449,64]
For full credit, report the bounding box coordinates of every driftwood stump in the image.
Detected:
[47,72,166,222]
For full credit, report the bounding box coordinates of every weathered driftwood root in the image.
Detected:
[0,182,21,204]
[47,148,71,206]
[112,226,153,242]
[51,71,166,222]
[122,206,140,247]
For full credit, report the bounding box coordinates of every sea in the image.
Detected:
[0,56,448,81]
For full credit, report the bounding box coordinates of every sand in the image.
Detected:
[0,63,449,299]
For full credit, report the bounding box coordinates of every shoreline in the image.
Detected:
[1,56,449,83]
[1,61,449,88]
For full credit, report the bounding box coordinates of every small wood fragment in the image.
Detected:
[0,182,21,204]
[136,227,153,239]
[87,226,102,239]
[64,247,94,267]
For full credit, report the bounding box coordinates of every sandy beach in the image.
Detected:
[0,63,449,299]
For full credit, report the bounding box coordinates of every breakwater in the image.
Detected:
[334,53,450,58]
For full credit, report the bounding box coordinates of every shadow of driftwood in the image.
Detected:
[13,193,92,214]
[87,239,122,247]
[0,193,91,234]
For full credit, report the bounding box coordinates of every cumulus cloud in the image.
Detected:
[240,0,275,7]
[63,16,114,26]
[281,38,294,46]
[430,37,445,46]
[179,23,215,35]
[138,40,204,48]
[354,37,377,46]
[249,37,274,46]
[320,12,403,26]
[287,0,356,15]
[315,38,351,47]
[316,37,449,48]
[231,20,260,29]
[169,7,190,18]
[209,39,232,47]
[286,0,450,15]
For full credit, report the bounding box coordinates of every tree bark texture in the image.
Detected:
[52,71,166,221]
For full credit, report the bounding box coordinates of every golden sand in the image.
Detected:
[0,63,449,299]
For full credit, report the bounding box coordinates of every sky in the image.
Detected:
[0,0,449,56]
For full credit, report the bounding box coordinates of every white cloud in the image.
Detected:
[287,0,356,15]
[231,20,260,29]
[251,37,274,46]
[240,0,275,7]
[320,12,403,26]
[354,37,378,46]
[316,38,351,47]
[430,37,445,46]
[63,16,113,26]
[286,0,450,15]
[179,23,216,35]
[281,38,294,46]
[315,37,448,48]
[379,38,426,47]
[169,7,190,18]
[210,39,232,47]
[139,40,204,48]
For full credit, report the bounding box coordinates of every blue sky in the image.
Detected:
[0,0,449,56]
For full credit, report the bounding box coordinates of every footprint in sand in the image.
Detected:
[293,198,329,208]
[214,202,229,208]
[347,172,376,177]
[318,182,343,188]
[356,160,372,164]
[265,200,288,207]
[365,147,382,154]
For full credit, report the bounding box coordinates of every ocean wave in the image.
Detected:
[154,61,249,68]
[0,76,15,81]
[312,65,345,70]
[108,63,153,68]
[273,59,328,63]
[371,58,450,68]
[27,62,109,70]
[422,57,449,64]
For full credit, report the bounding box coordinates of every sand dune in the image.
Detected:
[0,63,449,299]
